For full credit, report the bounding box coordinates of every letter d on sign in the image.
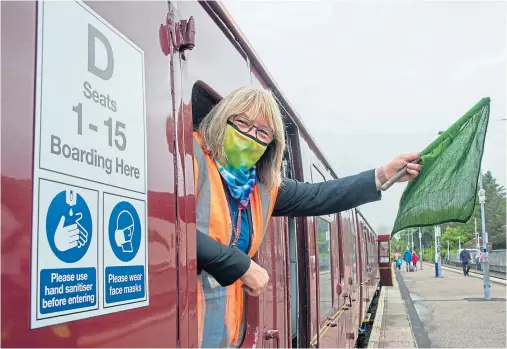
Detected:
[88,24,114,80]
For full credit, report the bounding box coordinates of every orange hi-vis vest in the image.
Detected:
[193,132,278,347]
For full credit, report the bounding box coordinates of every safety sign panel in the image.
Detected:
[104,195,147,306]
[37,180,99,318]
[31,0,148,329]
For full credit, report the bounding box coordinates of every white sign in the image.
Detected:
[31,0,148,329]
[38,0,145,194]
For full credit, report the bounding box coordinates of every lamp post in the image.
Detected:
[433,131,445,278]
[447,240,450,264]
[434,225,442,277]
[475,218,480,250]
[419,227,423,270]
[478,171,491,299]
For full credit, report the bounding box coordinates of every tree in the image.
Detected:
[440,226,468,249]
[442,171,506,249]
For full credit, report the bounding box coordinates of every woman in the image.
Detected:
[396,256,403,270]
[195,86,421,347]
[412,250,419,271]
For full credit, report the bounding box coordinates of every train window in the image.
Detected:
[340,210,354,282]
[379,241,389,263]
[336,215,345,284]
[191,81,222,130]
[368,233,375,265]
[317,218,333,317]
[362,228,367,272]
[349,211,358,285]
[288,216,299,343]
[371,234,375,265]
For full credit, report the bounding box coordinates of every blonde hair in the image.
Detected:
[198,85,286,190]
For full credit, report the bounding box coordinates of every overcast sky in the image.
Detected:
[223,0,506,234]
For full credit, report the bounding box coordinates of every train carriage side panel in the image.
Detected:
[2,1,181,346]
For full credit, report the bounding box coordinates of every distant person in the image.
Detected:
[395,256,402,270]
[412,251,419,271]
[476,252,482,271]
[459,249,472,276]
[403,249,412,272]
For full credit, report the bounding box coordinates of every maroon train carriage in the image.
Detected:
[1,1,384,347]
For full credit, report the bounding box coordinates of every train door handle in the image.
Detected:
[326,318,337,327]
[343,293,352,309]
[265,330,280,348]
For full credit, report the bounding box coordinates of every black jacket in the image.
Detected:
[197,169,381,286]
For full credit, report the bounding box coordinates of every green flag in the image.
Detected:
[391,97,490,235]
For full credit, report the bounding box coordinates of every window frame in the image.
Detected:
[191,81,251,348]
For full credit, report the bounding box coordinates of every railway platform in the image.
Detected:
[370,263,507,348]
[367,271,418,348]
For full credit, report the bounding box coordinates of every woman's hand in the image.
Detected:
[376,153,422,190]
[240,260,269,296]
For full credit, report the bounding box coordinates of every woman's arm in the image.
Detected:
[197,230,251,286]
[197,230,270,294]
[272,169,381,217]
[272,152,422,217]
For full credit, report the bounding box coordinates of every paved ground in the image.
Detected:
[399,263,506,348]
[440,262,506,281]
[368,273,417,348]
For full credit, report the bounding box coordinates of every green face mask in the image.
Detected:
[221,123,267,172]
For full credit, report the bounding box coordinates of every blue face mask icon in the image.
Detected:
[114,210,135,253]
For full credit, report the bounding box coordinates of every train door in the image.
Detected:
[2,1,180,347]
[356,221,365,329]
[308,163,342,348]
[363,228,370,308]
[358,223,368,327]
[269,119,310,349]
[276,122,304,348]
[174,2,291,347]
[340,208,360,347]
[251,76,294,349]
[378,235,393,286]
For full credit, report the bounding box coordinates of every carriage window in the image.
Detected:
[311,164,335,318]
[348,211,358,284]
[362,230,367,272]
[368,234,375,265]
[379,241,389,263]
[340,210,356,283]
[351,229,358,284]
[317,218,332,317]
